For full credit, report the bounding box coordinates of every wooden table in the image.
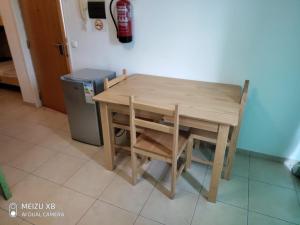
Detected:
[93,74,241,202]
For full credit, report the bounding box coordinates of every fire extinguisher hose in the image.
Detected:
[110,0,119,35]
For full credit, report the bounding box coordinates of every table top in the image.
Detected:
[93,74,241,126]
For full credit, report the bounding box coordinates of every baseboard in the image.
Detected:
[237,148,299,164]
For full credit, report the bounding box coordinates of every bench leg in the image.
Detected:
[0,170,12,200]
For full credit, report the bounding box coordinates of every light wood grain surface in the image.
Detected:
[93,74,241,126]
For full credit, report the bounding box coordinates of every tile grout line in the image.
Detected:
[61,157,91,186]
[96,170,120,201]
[0,207,35,225]
[190,145,212,225]
[135,215,166,225]
[2,158,122,225]
[75,199,98,225]
[248,209,299,225]
[248,153,299,225]
[248,177,296,191]
[188,164,209,225]
[26,150,62,174]
[2,120,298,225]
[133,169,158,225]
[3,161,97,200]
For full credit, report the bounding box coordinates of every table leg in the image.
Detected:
[208,124,230,203]
[100,103,114,170]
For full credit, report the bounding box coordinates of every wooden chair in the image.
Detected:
[187,80,249,180]
[105,70,162,155]
[104,69,130,154]
[0,167,12,200]
[104,69,128,91]
[129,96,191,198]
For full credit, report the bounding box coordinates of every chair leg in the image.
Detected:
[184,147,188,172]
[170,162,177,199]
[224,142,237,180]
[0,170,12,200]
[131,151,138,185]
[186,137,194,168]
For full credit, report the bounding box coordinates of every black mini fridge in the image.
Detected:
[61,69,116,146]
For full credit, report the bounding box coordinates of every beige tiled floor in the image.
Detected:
[1,88,300,225]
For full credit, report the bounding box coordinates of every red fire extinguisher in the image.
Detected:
[110,0,133,43]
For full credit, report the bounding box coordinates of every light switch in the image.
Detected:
[71,40,78,48]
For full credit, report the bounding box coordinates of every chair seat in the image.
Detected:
[134,129,189,159]
[191,128,230,145]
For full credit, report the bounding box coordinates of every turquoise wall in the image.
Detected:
[220,0,300,160]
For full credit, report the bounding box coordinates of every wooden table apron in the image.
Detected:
[94,74,241,203]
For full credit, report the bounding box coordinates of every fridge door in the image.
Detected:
[61,79,102,146]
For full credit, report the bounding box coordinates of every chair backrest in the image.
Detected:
[129,96,180,158]
[237,80,249,129]
[240,80,249,106]
[104,69,128,90]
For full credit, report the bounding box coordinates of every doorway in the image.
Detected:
[0,16,19,89]
[19,0,71,113]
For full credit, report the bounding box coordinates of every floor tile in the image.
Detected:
[33,153,86,184]
[64,161,116,198]
[0,104,36,122]
[0,133,11,143]
[249,180,300,224]
[28,186,94,225]
[100,175,154,214]
[0,137,34,164]
[114,154,152,182]
[22,107,67,131]
[135,216,164,225]
[77,200,137,225]
[135,159,165,182]
[37,130,70,152]
[0,208,32,225]
[231,150,249,178]
[37,110,68,131]
[203,170,249,209]
[248,212,294,225]
[9,146,57,172]
[249,156,295,189]
[0,175,60,210]
[191,144,213,163]
[191,196,247,225]
[1,165,28,187]
[0,119,33,138]
[89,147,107,168]
[141,189,198,225]
[0,174,94,225]
[38,128,99,160]
[60,139,99,160]
[14,124,54,145]
[160,162,207,195]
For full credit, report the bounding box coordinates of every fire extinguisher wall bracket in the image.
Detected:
[110,0,133,43]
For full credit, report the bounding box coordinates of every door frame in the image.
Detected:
[0,0,41,106]
[0,0,73,107]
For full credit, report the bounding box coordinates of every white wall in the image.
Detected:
[0,0,40,106]
[62,0,231,81]
[61,0,300,160]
